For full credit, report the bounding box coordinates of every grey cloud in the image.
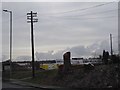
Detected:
[34,37,118,60]
[35,48,69,60]
[2,2,118,59]
[11,37,118,61]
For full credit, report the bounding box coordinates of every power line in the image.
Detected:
[2,2,116,23]
[39,2,113,16]
[62,9,119,18]
[64,15,117,20]
[4,10,117,24]
[37,8,118,21]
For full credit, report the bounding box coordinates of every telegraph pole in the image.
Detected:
[110,34,113,56]
[27,11,38,78]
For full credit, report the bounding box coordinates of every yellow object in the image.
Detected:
[40,64,48,70]
[40,64,59,70]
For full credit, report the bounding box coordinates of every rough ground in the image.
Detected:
[51,64,120,88]
[10,63,120,88]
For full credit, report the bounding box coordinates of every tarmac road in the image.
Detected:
[2,81,47,90]
[2,81,32,88]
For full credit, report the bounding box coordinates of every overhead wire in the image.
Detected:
[36,8,118,23]
[37,9,118,21]
[2,2,118,31]
[60,15,118,20]
[59,9,119,18]
[38,2,114,16]
[3,2,117,23]
[2,2,119,58]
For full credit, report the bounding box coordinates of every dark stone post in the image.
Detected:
[63,52,71,72]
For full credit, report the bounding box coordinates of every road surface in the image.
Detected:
[2,81,44,90]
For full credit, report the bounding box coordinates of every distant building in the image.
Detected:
[72,57,83,60]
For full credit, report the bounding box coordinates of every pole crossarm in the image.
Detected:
[27,12,38,23]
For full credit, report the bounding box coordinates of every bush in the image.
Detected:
[102,50,109,65]
[111,55,120,64]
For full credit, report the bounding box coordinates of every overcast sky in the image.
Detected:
[2,1,118,61]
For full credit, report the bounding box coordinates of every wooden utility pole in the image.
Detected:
[27,11,38,78]
[110,34,113,56]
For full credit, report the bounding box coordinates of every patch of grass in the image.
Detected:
[11,70,32,79]
[14,69,58,85]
